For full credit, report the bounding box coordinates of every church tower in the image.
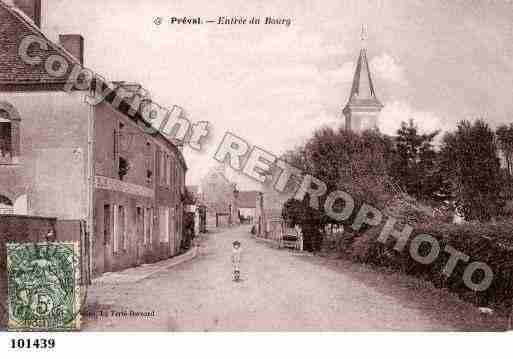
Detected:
[343,28,383,132]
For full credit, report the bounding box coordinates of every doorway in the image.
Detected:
[103,204,111,273]
[136,207,143,265]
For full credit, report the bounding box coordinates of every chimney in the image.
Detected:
[13,0,41,28]
[59,34,84,65]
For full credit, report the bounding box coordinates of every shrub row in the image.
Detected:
[344,220,513,313]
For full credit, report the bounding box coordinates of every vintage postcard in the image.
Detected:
[0,0,512,335]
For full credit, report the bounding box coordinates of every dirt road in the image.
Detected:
[83,225,507,331]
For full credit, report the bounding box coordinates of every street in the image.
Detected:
[83,225,507,331]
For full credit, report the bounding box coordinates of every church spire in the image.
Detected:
[342,26,383,132]
[348,48,376,100]
[349,25,377,101]
[360,24,367,46]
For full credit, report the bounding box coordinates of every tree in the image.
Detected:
[280,126,396,229]
[440,119,504,221]
[390,119,442,201]
[282,196,323,252]
[496,123,513,177]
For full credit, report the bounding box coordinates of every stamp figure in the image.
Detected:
[6,242,81,331]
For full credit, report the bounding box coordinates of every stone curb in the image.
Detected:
[93,245,199,284]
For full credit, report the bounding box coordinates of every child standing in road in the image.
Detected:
[232,241,242,282]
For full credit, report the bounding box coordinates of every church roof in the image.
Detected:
[344,48,383,110]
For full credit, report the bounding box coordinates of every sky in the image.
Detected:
[41,0,513,189]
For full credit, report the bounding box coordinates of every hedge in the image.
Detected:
[345,220,513,313]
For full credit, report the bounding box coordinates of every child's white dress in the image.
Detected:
[232,248,241,272]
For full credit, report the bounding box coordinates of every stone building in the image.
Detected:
[0,0,187,277]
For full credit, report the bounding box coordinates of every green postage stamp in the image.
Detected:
[6,242,81,331]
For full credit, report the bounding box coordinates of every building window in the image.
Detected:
[164,154,168,186]
[146,142,153,184]
[159,206,169,243]
[169,207,176,249]
[157,150,176,187]
[136,206,143,246]
[0,194,13,215]
[0,103,20,164]
[149,208,154,244]
[113,205,118,253]
[114,205,126,253]
[156,150,160,184]
[121,205,127,250]
[158,152,172,187]
[166,153,171,186]
[119,122,125,142]
[177,164,180,191]
[177,167,182,196]
[143,208,147,244]
[0,110,13,161]
[0,121,12,158]
[170,153,175,187]
[144,207,153,245]
[103,204,111,247]
[119,157,130,180]
[159,151,166,186]
[116,122,131,180]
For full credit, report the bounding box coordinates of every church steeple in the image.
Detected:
[349,48,377,101]
[343,26,383,132]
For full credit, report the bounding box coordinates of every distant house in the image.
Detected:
[236,190,258,222]
[199,165,238,225]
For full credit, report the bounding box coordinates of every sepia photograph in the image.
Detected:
[0,0,512,344]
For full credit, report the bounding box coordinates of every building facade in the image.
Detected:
[91,86,187,275]
[0,0,187,277]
